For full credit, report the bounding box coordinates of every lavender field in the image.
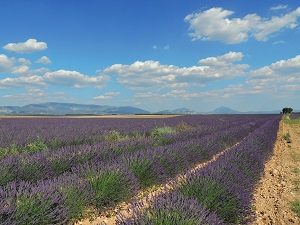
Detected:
[0,114,281,224]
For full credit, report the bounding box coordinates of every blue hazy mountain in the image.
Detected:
[0,102,149,115]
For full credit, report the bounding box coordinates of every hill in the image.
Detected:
[0,102,149,115]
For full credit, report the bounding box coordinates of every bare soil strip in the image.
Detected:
[76,141,240,225]
[252,120,300,224]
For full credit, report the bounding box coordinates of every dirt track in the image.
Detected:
[252,120,300,224]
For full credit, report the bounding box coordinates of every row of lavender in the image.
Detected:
[117,116,281,224]
[0,115,278,224]
[290,113,300,120]
[0,115,270,150]
[0,115,268,187]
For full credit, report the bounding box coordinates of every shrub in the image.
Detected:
[0,181,68,225]
[103,130,129,142]
[178,177,241,224]
[25,137,48,154]
[73,161,139,209]
[116,192,225,225]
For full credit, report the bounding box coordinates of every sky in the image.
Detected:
[0,0,300,112]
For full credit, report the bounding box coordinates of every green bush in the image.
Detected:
[151,126,176,146]
[103,130,129,142]
[26,137,48,154]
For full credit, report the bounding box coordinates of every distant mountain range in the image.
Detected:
[0,102,149,115]
[0,102,292,115]
[209,106,288,114]
[156,108,196,114]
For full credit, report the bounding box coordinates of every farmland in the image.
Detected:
[0,114,282,224]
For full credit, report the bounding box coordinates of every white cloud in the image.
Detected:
[43,70,109,88]
[199,51,243,66]
[18,58,31,65]
[36,56,51,64]
[237,55,300,98]
[249,55,300,80]
[272,40,285,45]
[94,91,120,100]
[0,54,15,73]
[164,45,170,50]
[185,7,300,43]
[103,52,248,90]
[0,54,50,77]
[0,76,45,89]
[152,45,158,49]
[2,89,75,105]
[270,5,288,11]
[3,39,47,53]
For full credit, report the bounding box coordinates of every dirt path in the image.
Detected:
[252,120,300,224]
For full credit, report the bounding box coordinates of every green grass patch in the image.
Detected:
[283,132,292,143]
[283,115,300,124]
[290,200,300,217]
[103,130,129,142]
[151,126,176,146]
[291,167,300,174]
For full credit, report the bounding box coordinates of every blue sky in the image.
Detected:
[0,0,299,112]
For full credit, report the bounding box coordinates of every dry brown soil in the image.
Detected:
[252,120,300,224]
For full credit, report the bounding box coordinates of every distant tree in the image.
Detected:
[282,107,293,114]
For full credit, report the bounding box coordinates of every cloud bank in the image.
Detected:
[185,7,300,43]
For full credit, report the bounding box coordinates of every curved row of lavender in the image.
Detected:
[0,115,279,224]
[290,113,300,120]
[0,115,271,150]
[117,116,281,224]
[0,115,268,187]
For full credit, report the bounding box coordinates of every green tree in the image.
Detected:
[282,108,293,114]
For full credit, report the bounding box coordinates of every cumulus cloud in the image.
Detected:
[36,56,51,64]
[249,55,300,80]
[132,54,300,104]
[185,7,300,43]
[0,54,15,73]
[18,58,31,65]
[0,54,49,77]
[230,54,300,98]
[103,52,248,90]
[0,56,109,89]
[3,39,47,53]
[43,70,109,88]
[0,76,45,89]
[94,91,120,100]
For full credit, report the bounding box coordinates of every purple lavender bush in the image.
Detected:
[73,160,139,209]
[116,191,225,225]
